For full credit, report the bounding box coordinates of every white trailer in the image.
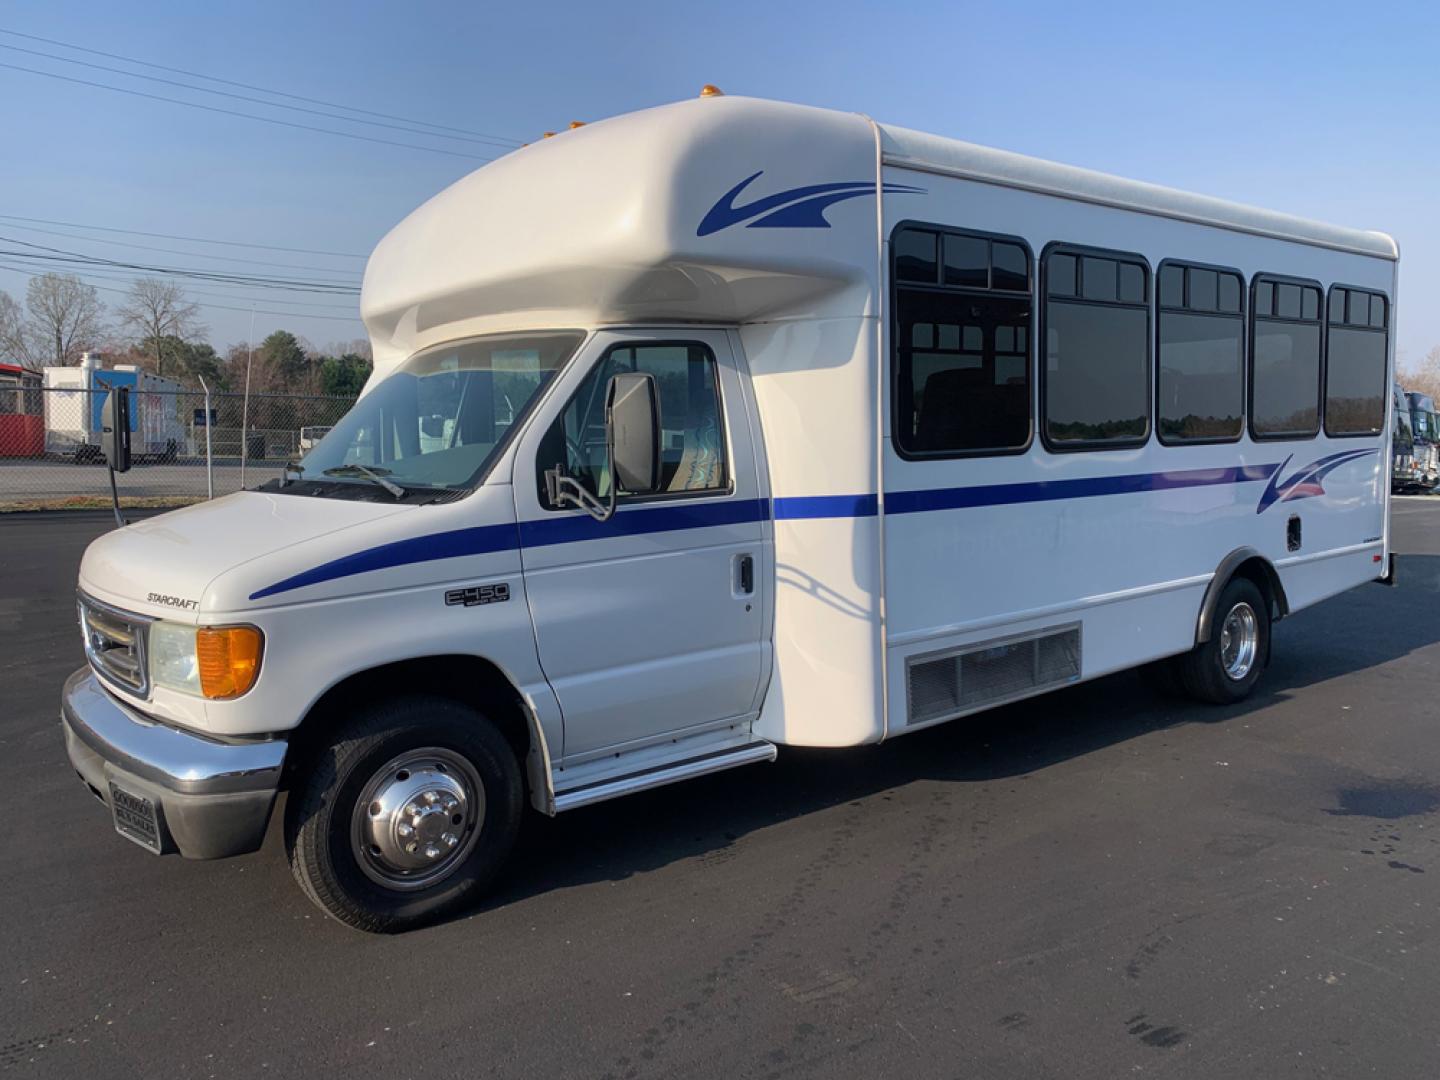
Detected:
[44,356,186,461]
[61,91,1397,931]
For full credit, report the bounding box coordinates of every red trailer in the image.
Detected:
[0,362,44,458]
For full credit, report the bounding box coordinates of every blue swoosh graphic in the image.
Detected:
[1255,448,1377,514]
[696,171,924,237]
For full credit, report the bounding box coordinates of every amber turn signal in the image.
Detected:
[196,626,263,699]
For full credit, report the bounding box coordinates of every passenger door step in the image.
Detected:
[554,741,777,812]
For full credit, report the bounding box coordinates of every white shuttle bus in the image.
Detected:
[62,91,1398,931]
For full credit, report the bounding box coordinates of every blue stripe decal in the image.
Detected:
[249,522,520,600]
[773,494,879,520]
[886,463,1281,515]
[249,462,1289,599]
[249,498,771,600]
[516,497,769,548]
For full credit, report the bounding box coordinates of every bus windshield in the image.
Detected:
[295,331,584,494]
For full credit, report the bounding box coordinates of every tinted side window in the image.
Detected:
[1042,247,1150,448]
[1157,264,1245,443]
[1250,276,1322,439]
[538,343,726,504]
[1325,287,1389,437]
[893,226,1032,456]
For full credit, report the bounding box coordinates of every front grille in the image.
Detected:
[78,594,151,697]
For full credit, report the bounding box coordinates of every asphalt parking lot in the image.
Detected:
[3,499,1438,1079]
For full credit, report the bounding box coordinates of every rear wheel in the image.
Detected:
[1176,577,1269,705]
[285,696,523,933]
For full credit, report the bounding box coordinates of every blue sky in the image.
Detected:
[2,0,1436,366]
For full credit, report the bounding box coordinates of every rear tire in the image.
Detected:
[1176,577,1269,705]
[285,696,523,933]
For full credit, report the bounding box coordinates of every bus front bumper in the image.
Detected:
[61,668,287,859]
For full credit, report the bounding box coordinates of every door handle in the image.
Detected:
[738,554,754,595]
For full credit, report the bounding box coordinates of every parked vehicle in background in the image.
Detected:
[43,353,186,463]
[1405,391,1439,491]
[298,425,333,453]
[1391,383,1419,492]
[59,91,1398,932]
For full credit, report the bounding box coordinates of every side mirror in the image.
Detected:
[607,372,661,495]
[101,387,132,473]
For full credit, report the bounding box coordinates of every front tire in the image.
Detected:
[1176,577,1270,705]
[285,696,523,933]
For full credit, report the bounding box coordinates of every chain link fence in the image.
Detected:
[0,385,357,509]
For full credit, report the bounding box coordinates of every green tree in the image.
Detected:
[259,330,310,389]
[319,352,371,396]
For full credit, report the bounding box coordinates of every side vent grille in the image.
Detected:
[905,623,1081,726]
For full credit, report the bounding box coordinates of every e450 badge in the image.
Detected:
[445,583,511,608]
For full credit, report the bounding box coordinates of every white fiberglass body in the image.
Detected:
[75,93,1397,815]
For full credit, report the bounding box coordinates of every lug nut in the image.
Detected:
[424,844,440,859]
[397,823,412,838]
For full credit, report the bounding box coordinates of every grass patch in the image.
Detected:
[0,495,206,513]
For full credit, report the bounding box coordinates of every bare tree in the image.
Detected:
[118,277,204,378]
[0,289,41,366]
[21,274,106,365]
[1403,345,1440,401]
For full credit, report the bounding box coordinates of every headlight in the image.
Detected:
[149,622,200,694]
[149,622,263,699]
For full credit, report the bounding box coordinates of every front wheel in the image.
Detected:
[285,696,523,933]
[1175,577,1270,705]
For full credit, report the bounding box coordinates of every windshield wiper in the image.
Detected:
[322,463,405,499]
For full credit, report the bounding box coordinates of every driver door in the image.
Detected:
[513,329,769,761]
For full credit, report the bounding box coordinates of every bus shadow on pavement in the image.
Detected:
[475,553,1440,922]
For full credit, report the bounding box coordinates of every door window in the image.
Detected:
[537,342,728,505]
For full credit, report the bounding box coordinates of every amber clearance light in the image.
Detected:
[196,626,263,699]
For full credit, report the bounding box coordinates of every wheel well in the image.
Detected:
[285,655,537,792]
[1196,550,1289,646]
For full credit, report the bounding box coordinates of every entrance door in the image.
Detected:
[514,329,769,760]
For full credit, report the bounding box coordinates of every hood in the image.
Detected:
[79,491,413,618]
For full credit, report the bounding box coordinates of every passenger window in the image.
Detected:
[538,342,727,504]
[1157,263,1245,444]
[1250,275,1322,439]
[893,225,1033,456]
[1042,246,1150,448]
[1326,286,1388,437]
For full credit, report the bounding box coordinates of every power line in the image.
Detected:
[0,252,358,306]
[0,221,364,277]
[0,60,497,161]
[0,41,520,150]
[0,26,523,146]
[0,259,361,314]
[0,248,359,293]
[0,261,364,323]
[0,213,369,259]
[0,235,362,292]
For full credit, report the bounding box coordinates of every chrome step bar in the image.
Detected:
[554,741,777,812]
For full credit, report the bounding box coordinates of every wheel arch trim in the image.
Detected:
[1195,547,1288,646]
[291,653,557,817]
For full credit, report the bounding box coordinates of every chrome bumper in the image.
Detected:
[61,667,287,859]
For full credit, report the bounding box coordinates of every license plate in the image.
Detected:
[108,781,162,854]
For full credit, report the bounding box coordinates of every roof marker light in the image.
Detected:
[569,121,586,129]
[699,84,724,98]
